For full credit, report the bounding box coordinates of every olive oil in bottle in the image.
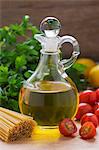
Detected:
[19,17,80,128]
[19,81,78,127]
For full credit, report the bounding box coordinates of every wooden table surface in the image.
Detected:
[0,123,99,150]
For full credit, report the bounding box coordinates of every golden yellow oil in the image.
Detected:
[19,81,79,127]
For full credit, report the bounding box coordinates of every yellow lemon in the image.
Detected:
[76,58,96,77]
[88,65,99,87]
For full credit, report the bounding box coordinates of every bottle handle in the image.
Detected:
[59,35,80,70]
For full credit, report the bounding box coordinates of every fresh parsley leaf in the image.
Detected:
[0,65,8,84]
[15,55,27,70]
[66,63,88,91]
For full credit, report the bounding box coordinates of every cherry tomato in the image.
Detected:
[96,89,99,102]
[79,90,92,103]
[81,113,98,128]
[76,103,93,120]
[59,118,77,137]
[79,90,97,105]
[93,102,99,113]
[79,122,96,139]
[89,91,97,105]
[95,108,99,122]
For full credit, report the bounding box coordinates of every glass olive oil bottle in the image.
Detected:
[19,17,80,128]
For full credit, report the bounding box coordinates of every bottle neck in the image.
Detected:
[39,50,59,67]
[27,50,65,84]
[27,51,61,84]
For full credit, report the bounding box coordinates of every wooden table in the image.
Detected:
[0,123,99,150]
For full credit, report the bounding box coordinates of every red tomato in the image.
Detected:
[76,103,93,120]
[59,118,77,137]
[81,113,98,128]
[95,108,99,122]
[79,90,92,103]
[93,102,99,113]
[96,89,99,102]
[89,91,97,105]
[79,90,96,105]
[79,122,96,139]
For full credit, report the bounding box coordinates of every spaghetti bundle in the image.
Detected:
[0,107,36,142]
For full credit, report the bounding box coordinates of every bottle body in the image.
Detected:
[19,52,79,128]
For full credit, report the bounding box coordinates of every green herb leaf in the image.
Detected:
[72,63,86,74]
[0,65,8,84]
[15,55,27,70]
[66,63,88,91]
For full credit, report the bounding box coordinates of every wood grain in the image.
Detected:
[0,0,99,60]
[0,123,99,150]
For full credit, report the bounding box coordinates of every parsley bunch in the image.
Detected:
[0,16,41,111]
